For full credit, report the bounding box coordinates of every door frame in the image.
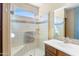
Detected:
[3,3,11,56]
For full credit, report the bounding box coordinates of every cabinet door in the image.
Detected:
[45,51,56,56]
[0,3,3,56]
[45,44,56,56]
[57,50,70,56]
[45,44,56,54]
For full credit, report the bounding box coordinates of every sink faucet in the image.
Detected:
[64,37,70,43]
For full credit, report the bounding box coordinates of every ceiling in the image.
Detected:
[30,3,79,8]
[29,3,44,7]
[29,3,79,16]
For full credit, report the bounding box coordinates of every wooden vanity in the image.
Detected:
[45,44,70,56]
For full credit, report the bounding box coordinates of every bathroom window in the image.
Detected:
[12,8,35,18]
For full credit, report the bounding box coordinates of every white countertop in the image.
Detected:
[44,39,79,56]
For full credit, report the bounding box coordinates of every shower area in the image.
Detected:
[10,4,48,56]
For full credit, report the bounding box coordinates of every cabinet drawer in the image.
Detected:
[45,44,57,54]
[45,50,56,56]
[46,52,56,56]
[57,50,70,56]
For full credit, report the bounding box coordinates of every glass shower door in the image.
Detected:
[10,4,38,56]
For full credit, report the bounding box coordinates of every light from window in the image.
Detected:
[14,8,35,18]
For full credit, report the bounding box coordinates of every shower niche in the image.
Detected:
[24,31,35,43]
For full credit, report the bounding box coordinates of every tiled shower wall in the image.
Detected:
[11,22,39,49]
[39,23,48,50]
[39,14,48,51]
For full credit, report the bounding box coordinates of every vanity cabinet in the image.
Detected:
[45,44,70,56]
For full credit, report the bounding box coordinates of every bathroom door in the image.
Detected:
[0,3,3,56]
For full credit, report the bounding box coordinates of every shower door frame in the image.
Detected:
[3,3,39,56]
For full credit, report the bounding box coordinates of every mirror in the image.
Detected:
[65,6,79,40]
[54,5,79,40]
[54,8,65,38]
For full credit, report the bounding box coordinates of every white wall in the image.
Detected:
[39,3,65,39]
[39,3,65,16]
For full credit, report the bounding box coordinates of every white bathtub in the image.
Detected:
[11,44,44,56]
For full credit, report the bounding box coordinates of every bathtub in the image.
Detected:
[11,44,44,56]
